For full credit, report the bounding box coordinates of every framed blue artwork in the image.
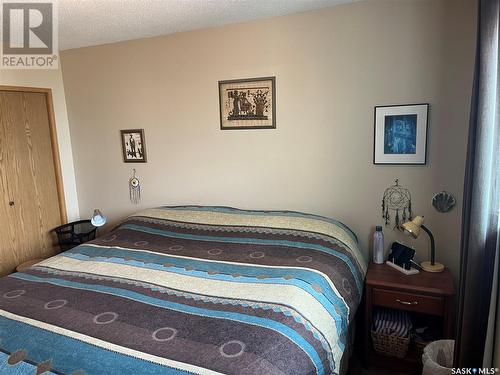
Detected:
[373,103,429,164]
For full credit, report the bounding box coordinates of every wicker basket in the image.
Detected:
[371,329,410,358]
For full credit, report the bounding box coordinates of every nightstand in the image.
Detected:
[363,263,455,373]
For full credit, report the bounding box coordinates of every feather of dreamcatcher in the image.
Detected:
[129,169,141,204]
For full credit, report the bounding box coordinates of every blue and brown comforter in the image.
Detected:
[0,206,366,375]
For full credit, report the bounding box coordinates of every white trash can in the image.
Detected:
[422,340,454,375]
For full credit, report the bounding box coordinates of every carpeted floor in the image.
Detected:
[347,355,410,375]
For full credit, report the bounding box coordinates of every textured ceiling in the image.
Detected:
[58,0,358,50]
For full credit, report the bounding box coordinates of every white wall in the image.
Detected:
[0,69,80,221]
[61,0,476,281]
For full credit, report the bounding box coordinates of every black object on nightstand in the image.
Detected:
[363,263,455,374]
[53,220,97,251]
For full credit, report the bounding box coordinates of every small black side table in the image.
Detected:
[53,219,97,251]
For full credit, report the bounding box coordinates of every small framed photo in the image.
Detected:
[374,103,429,165]
[219,76,276,130]
[120,129,147,163]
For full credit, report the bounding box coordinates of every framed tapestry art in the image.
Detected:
[219,77,276,130]
[373,103,429,165]
[121,129,147,163]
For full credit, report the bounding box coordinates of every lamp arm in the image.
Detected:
[421,224,435,265]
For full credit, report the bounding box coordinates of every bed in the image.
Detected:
[0,206,366,375]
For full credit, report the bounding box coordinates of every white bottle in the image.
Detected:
[373,226,384,264]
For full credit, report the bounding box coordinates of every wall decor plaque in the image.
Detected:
[219,77,276,130]
[432,191,456,213]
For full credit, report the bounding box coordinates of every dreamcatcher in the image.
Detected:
[382,179,412,231]
[129,169,141,204]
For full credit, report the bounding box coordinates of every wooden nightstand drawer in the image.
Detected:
[372,288,445,316]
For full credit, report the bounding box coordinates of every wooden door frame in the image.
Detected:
[0,85,67,223]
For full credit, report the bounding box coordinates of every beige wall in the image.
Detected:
[0,69,80,221]
[61,0,476,281]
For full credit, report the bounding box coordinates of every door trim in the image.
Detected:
[0,85,67,223]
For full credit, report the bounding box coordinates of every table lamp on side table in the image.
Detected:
[402,215,445,273]
[91,209,107,227]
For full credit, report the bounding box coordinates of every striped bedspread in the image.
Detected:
[0,206,366,375]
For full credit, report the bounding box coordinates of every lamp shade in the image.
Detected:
[90,209,107,227]
[402,215,424,238]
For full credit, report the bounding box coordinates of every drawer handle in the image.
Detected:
[396,299,418,306]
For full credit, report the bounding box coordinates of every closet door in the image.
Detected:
[0,90,63,275]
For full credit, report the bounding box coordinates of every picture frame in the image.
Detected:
[218,76,276,130]
[373,103,429,165]
[120,129,147,163]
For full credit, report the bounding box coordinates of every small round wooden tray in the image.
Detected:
[16,259,46,272]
